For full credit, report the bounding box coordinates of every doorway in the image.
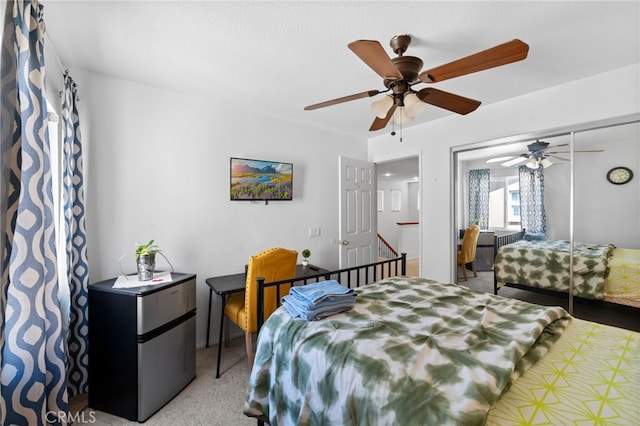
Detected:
[376,156,420,276]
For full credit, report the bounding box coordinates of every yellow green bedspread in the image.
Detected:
[606,248,640,307]
[488,318,639,425]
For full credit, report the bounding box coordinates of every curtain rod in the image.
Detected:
[44,30,80,101]
[45,30,67,75]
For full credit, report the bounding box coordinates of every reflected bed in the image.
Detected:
[494,234,640,308]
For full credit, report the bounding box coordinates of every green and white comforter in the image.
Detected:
[494,240,615,299]
[243,277,570,426]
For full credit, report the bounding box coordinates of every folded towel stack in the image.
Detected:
[282,280,356,321]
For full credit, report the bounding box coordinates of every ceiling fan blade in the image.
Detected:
[548,154,569,161]
[501,156,528,167]
[486,156,516,164]
[369,104,397,131]
[418,39,529,83]
[416,87,481,115]
[548,149,604,154]
[348,40,404,80]
[304,90,382,111]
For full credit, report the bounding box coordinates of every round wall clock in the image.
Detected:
[606,166,633,185]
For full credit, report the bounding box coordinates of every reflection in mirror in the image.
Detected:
[454,119,639,330]
[574,121,640,310]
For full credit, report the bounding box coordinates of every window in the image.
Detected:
[390,189,401,212]
[47,100,71,323]
[509,190,520,221]
[489,175,520,230]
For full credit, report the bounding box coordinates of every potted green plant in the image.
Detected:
[135,240,173,281]
[301,249,311,266]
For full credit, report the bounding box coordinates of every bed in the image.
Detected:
[493,231,640,307]
[243,256,639,425]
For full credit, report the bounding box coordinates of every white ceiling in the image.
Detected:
[377,156,420,182]
[41,0,640,138]
[42,1,639,144]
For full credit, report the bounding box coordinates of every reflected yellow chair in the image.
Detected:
[457,225,480,281]
[223,247,297,370]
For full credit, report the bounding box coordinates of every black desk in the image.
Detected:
[205,264,329,378]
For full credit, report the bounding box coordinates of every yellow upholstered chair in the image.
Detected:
[223,247,297,369]
[457,225,480,281]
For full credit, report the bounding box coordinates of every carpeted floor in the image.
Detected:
[72,269,638,424]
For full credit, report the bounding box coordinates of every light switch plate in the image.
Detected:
[308,226,321,237]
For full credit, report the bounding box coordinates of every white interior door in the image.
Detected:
[338,156,377,268]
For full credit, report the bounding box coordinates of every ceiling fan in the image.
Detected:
[489,140,604,169]
[304,35,530,131]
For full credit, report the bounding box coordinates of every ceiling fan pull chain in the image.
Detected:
[390,109,403,142]
[398,109,403,142]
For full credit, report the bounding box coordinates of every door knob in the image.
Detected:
[339,240,350,245]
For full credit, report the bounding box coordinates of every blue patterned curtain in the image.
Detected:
[519,165,546,234]
[468,169,490,230]
[0,1,68,424]
[61,71,89,397]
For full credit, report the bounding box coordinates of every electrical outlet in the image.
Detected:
[308,226,321,237]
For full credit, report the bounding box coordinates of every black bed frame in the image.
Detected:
[256,253,407,332]
[492,229,527,294]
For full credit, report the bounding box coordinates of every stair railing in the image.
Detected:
[377,233,398,259]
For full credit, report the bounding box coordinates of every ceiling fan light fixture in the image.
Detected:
[540,158,553,168]
[392,107,414,125]
[371,95,394,119]
[525,159,539,169]
[403,92,425,118]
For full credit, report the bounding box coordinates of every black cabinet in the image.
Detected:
[88,273,196,421]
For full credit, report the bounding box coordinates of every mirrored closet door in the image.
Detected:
[572,121,639,311]
[453,117,639,314]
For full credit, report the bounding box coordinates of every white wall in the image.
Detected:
[68,69,366,348]
[368,64,640,283]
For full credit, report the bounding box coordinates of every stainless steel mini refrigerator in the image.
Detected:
[88,273,196,422]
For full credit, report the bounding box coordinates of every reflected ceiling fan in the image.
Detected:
[304,35,530,131]
[488,140,604,169]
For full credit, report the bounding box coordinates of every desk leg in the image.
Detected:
[216,294,226,379]
[206,288,213,347]
[224,314,230,347]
